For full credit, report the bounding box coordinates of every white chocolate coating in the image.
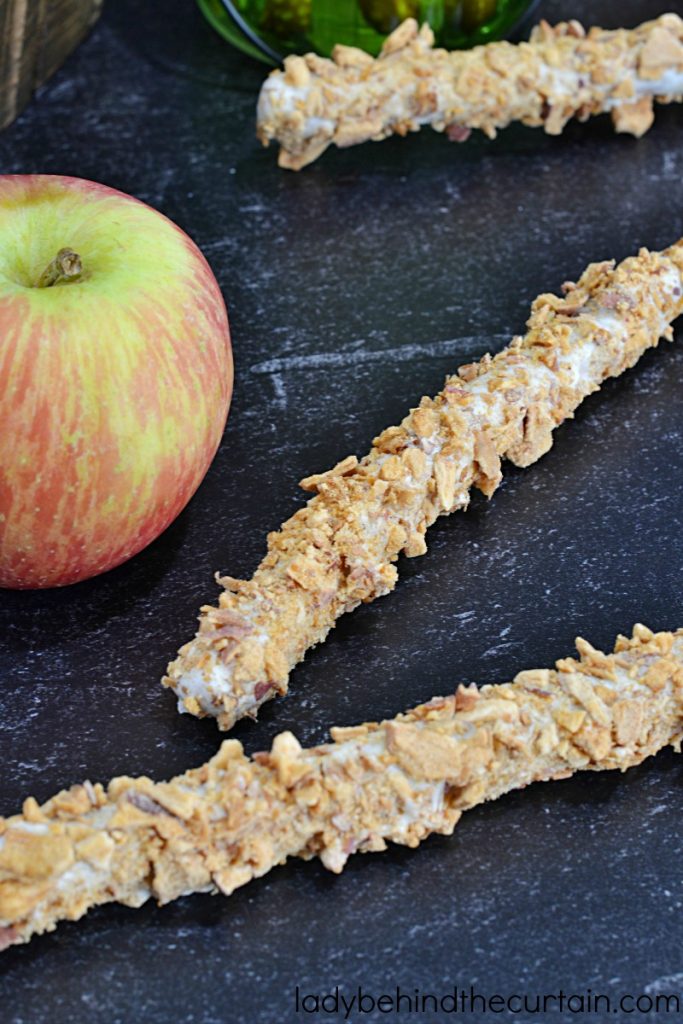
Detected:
[3,625,683,947]
[164,241,683,730]
[256,15,683,170]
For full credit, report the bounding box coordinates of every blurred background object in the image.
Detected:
[0,0,103,130]
[197,0,538,64]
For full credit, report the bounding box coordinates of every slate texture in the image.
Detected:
[0,1,682,1021]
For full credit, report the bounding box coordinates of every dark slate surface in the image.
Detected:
[1,1,683,1021]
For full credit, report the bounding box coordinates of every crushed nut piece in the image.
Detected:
[257,14,683,169]
[164,242,683,729]
[5,628,683,948]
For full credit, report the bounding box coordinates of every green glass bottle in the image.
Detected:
[197,0,537,64]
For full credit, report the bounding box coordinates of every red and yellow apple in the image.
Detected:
[0,175,233,588]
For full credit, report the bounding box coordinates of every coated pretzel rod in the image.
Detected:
[256,13,683,170]
[164,241,683,731]
[2,625,683,949]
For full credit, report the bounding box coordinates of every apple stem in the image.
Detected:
[36,248,83,288]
